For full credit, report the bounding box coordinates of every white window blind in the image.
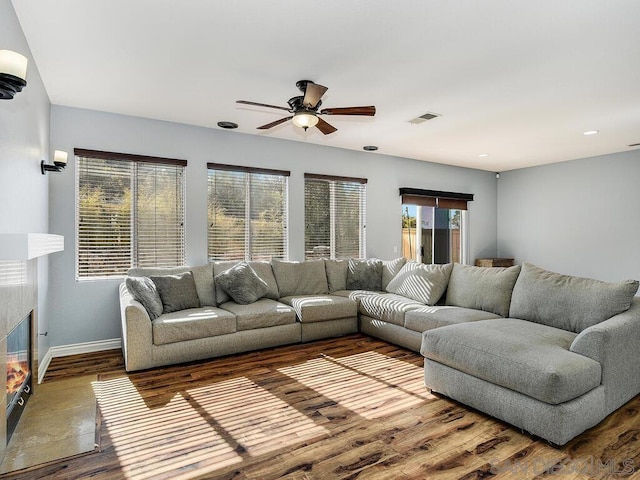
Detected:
[76,149,186,279]
[304,174,367,259]
[208,164,289,261]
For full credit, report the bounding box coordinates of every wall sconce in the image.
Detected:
[41,150,68,175]
[0,50,28,100]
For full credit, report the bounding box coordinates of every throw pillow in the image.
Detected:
[125,276,163,320]
[213,260,239,305]
[386,262,453,305]
[150,271,201,314]
[445,263,521,317]
[347,259,383,291]
[271,259,329,297]
[510,263,639,333]
[214,262,269,305]
[325,259,348,292]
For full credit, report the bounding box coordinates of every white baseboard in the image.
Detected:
[38,348,53,384]
[37,338,121,383]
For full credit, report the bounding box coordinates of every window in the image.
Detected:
[207,164,289,261]
[305,174,367,259]
[76,149,186,279]
[400,188,472,264]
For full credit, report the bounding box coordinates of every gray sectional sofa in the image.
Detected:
[119,257,640,445]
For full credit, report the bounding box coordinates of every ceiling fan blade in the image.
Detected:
[303,83,328,109]
[257,116,293,130]
[320,106,376,116]
[236,100,291,112]
[316,117,337,135]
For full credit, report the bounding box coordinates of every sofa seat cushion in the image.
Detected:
[358,293,424,326]
[152,307,236,345]
[279,295,357,323]
[220,298,297,331]
[404,306,500,333]
[421,318,602,404]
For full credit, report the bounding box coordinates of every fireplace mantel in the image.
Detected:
[0,233,64,260]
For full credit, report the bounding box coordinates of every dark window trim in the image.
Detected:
[74,148,187,167]
[207,162,290,177]
[399,187,474,202]
[305,173,368,184]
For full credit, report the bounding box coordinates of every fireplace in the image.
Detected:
[6,313,32,442]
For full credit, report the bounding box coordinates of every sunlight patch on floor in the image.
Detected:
[93,376,241,480]
[278,351,432,420]
[187,376,328,456]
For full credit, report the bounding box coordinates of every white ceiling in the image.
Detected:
[11,0,640,172]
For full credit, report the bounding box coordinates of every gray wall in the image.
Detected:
[49,105,498,346]
[497,149,640,283]
[0,0,52,360]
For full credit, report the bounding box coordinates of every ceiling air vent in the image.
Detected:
[409,112,441,125]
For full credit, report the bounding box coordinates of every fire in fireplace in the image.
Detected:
[6,313,32,442]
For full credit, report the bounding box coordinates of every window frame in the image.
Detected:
[304,173,367,260]
[399,187,473,265]
[207,163,290,261]
[74,148,187,280]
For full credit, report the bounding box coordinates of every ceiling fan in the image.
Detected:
[236,80,376,135]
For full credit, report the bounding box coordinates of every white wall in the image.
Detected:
[497,149,640,283]
[49,105,498,347]
[0,0,52,360]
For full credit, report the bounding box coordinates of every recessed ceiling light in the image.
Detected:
[217,121,238,129]
[478,153,489,158]
[363,145,378,151]
[583,130,599,136]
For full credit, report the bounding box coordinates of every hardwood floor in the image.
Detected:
[4,334,640,479]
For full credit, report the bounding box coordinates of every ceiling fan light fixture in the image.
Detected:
[292,111,319,130]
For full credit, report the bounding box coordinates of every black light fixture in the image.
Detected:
[217,121,238,129]
[41,151,68,175]
[0,50,28,100]
[363,145,378,151]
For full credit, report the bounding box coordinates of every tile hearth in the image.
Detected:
[0,374,98,473]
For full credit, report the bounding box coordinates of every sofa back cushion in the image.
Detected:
[386,262,452,305]
[510,262,639,333]
[128,263,216,307]
[325,259,348,292]
[446,263,521,317]
[272,259,329,297]
[347,259,383,291]
[380,257,407,291]
[213,260,279,304]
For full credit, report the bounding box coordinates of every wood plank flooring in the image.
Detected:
[3,334,640,479]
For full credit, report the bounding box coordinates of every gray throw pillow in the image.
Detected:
[386,262,453,305]
[510,263,639,333]
[213,260,239,305]
[347,259,383,291]
[214,262,269,305]
[150,271,201,314]
[125,276,163,320]
[446,263,521,317]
